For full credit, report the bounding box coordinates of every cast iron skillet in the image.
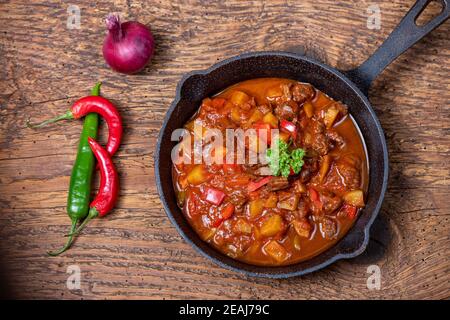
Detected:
[155,0,449,278]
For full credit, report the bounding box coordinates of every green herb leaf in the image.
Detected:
[267,139,306,177]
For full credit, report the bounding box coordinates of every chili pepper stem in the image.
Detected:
[91,82,102,96]
[47,219,78,256]
[27,110,74,129]
[66,208,99,237]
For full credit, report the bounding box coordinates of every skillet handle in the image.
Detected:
[345,0,449,94]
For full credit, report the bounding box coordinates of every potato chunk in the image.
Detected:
[263,112,278,128]
[264,240,290,263]
[230,90,250,106]
[234,219,252,234]
[303,101,315,118]
[266,85,283,99]
[323,105,340,128]
[230,106,243,123]
[343,190,365,207]
[247,109,264,126]
[264,193,278,208]
[248,199,264,218]
[260,214,284,237]
[187,165,209,185]
[319,154,331,183]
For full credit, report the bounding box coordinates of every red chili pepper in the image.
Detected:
[27,96,123,156]
[248,176,272,192]
[68,137,119,236]
[203,187,226,205]
[280,119,297,138]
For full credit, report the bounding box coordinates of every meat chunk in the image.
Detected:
[311,134,330,156]
[281,83,293,100]
[274,100,299,121]
[224,237,252,258]
[320,217,337,239]
[257,104,272,115]
[295,200,309,218]
[302,121,330,155]
[278,193,300,211]
[326,129,345,148]
[302,121,346,155]
[267,176,290,191]
[214,222,253,257]
[292,218,312,238]
[253,166,273,176]
[320,192,343,214]
[323,154,361,192]
[298,157,319,183]
[336,159,361,189]
[228,189,248,211]
[292,83,315,103]
[243,163,266,175]
[309,198,323,217]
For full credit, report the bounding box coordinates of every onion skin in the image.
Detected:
[103,15,155,74]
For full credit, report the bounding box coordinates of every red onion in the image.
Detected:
[102,14,155,74]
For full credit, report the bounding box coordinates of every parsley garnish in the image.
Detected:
[267,139,306,177]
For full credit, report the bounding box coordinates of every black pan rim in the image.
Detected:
[155,50,389,278]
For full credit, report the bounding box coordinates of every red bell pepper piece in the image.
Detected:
[309,187,320,203]
[211,97,227,109]
[248,176,272,192]
[221,203,235,220]
[203,187,226,205]
[211,203,235,227]
[211,217,223,228]
[343,204,357,219]
[309,187,323,211]
[280,119,297,139]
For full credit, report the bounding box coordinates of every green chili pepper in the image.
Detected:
[48,83,101,256]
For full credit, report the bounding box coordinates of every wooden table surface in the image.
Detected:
[0,0,448,300]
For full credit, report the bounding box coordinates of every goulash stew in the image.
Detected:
[172,78,368,266]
